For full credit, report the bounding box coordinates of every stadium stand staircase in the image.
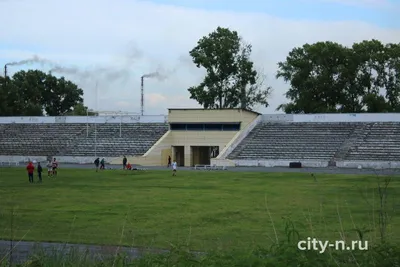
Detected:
[227,122,356,161]
[330,123,371,163]
[344,122,400,161]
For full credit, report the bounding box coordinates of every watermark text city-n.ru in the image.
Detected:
[298,237,368,253]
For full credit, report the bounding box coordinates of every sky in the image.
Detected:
[0,0,399,115]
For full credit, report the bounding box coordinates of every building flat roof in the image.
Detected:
[167,108,262,115]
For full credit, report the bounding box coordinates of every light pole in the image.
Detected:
[119,111,122,138]
[141,76,144,116]
[94,82,98,158]
[86,107,89,138]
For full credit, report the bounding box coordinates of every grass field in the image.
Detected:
[0,167,399,252]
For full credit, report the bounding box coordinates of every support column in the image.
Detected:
[184,145,191,167]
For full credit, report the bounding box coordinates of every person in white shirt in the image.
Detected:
[172,160,177,176]
[47,161,53,177]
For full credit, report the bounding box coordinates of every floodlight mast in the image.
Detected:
[141,76,144,116]
[95,82,98,158]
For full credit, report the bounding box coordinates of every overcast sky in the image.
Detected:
[0,0,399,115]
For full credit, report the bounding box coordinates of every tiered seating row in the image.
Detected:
[0,123,169,157]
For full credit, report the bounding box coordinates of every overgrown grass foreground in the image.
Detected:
[1,230,400,266]
[0,167,399,266]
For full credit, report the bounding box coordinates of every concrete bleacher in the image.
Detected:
[0,123,87,156]
[227,122,357,161]
[63,123,168,157]
[345,122,400,162]
[0,123,169,160]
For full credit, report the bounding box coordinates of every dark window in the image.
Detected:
[170,124,186,130]
[222,124,240,131]
[170,123,240,131]
[186,124,204,130]
[205,124,222,131]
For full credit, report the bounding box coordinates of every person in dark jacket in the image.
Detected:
[37,162,43,183]
[94,158,100,172]
[167,156,171,167]
[100,158,105,170]
[123,156,127,169]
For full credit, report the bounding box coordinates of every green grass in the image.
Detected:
[0,167,399,252]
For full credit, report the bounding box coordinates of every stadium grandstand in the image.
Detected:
[1,108,400,169]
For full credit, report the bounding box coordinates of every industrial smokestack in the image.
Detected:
[141,76,144,116]
[4,64,7,88]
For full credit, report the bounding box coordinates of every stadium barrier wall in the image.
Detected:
[0,155,120,165]
[262,113,400,122]
[336,161,400,169]
[3,112,400,124]
[0,115,167,124]
[261,114,294,122]
[227,159,328,168]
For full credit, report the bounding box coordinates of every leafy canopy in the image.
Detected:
[188,27,271,110]
[0,69,88,116]
[277,39,400,113]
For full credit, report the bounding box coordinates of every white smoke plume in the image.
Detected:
[6,55,54,67]
[141,65,177,81]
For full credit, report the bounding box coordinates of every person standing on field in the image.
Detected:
[123,156,127,169]
[26,161,35,183]
[94,158,100,172]
[37,162,43,183]
[172,160,177,176]
[100,158,105,170]
[52,158,58,177]
[167,156,171,168]
[47,160,52,177]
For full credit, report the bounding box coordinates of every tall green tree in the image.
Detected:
[384,43,400,111]
[0,69,87,116]
[65,103,98,116]
[188,27,271,110]
[276,41,349,113]
[277,39,400,113]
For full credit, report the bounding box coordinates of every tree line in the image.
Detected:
[0,70,96,116]
[1,27,399,116]
[188,27,400,113]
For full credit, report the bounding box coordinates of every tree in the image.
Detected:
[187,27,271,110]
[65,103,98,116]
[277,39,400,113]
[0,69,87,116]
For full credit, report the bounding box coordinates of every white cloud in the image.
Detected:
[0,0,399,115]
[320,0,395,8]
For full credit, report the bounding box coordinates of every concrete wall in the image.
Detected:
[211,159,329,168]
[262,113,400,123]
[168,109,258,129]
[3,112,400,125]
[336,161,400,169]
[0,115,166,124]
[0,155,119,164]
[262,114,294,122]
